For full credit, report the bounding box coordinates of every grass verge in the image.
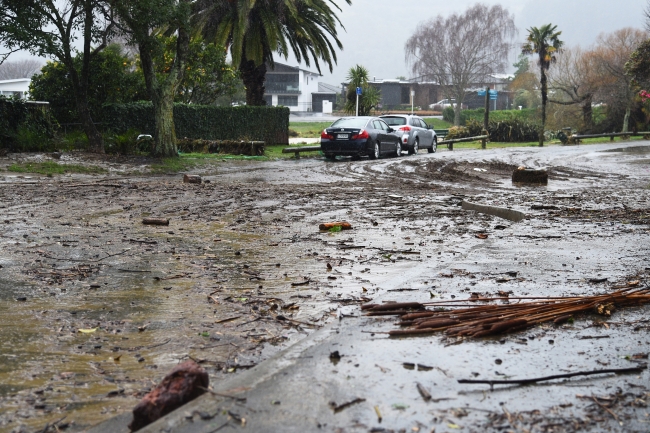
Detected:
[7,162,107,175]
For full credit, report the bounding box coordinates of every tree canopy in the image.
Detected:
[197,0,351,106]
[0,0,114,152]
[405,3,516,125]
[344,65,380,116]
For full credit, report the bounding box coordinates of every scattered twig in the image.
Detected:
[329,397,366,413]
[458,365,647,389]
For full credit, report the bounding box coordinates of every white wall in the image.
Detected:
[0,79,31,99]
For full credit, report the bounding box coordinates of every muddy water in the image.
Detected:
[1,141,649,432]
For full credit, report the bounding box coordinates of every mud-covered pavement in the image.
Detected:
[1,142,649,433]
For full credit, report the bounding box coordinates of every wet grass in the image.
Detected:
[289,121,333,138]
[6,161,107,175]
[149,149,302,173]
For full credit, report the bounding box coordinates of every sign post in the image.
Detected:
[411,90,415,114]
[356,87,362,116]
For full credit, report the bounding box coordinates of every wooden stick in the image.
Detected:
[458,366,646,387]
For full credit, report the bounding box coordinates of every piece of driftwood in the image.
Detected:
[319,221,352,231]
[142,218,170,226]
[512,167,548,184]
[183,174,202,184]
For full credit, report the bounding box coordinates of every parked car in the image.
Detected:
[380,114,437,154]
[320,116,402,160]
[429,98,456,110]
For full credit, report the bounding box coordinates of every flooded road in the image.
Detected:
[0,141,649,432]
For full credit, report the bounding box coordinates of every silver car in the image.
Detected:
[379,115,437,154]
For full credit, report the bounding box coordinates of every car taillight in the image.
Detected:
[351,129,369,140]
[321,130,334,140]
[398,126,412,132]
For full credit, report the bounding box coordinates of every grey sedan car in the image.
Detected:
[380,115,437,154]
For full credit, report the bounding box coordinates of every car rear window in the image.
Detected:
[330,118,368,128]
[381,117,407,126]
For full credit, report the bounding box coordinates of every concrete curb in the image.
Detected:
[461,200,526,222]
[88,326,338,433]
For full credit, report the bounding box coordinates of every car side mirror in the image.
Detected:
[426,124,431,129]
[387,127,394,133]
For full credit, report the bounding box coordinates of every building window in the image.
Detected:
[263,95,273,106]
[266,73,300,93]
[278,95,298,106]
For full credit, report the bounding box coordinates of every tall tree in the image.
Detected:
[625,38,650,90]
[590,28,647,133]
[522,23,564,146]
[110,0,194,157]
[547,46,599,131]
[405,3,516,126]
[645,0,650,33]
[0,0,114,152]
[197,0,351,106]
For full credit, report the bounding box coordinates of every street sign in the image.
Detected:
[489,89,498,100]
[477,90,486,96]
[356,87,362,96]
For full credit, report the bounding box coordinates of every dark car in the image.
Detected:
[379,114,437,154]
[320,116,402,160]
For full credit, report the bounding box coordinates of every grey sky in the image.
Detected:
[281,0,648,86]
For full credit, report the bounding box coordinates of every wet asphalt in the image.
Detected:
[88,142,650,433]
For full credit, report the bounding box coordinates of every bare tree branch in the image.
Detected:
[405,4,517,125]
[0,58,44,79]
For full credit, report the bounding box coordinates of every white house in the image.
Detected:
[263,62,337,113]
[0,78,31,99]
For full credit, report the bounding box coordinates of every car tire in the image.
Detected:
[369,141,380,160]
[409,138,419,155]
[428,138,437,153]
[395,141,402,157]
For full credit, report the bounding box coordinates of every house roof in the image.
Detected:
[318,82,339,94]
[267,61,321,76]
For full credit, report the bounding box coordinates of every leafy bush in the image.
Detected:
[445,126,470,140]
[104,103,290,145]
[0,96,57,152]
[487,118,539,142]
[29,44,146,126]
[443,107,538,126]
[104,129,142,155]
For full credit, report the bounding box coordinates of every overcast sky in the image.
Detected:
[281,0,648,86]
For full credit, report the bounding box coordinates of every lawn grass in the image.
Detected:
[7,161,107,175]
[421,118,453,129]
[289,122,333,138]
[442,135,648,150]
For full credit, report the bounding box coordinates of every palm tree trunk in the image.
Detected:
[539,67,548,147]
[239,58,267,106]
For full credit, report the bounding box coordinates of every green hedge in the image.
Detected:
[103,102,289,144]
[444,118,539,142]
[0,97,57,152]
[443,107,538,125]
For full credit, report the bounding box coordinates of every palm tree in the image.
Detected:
[196,0,351,106]
[522,24,563,146]
[344,65,380,115]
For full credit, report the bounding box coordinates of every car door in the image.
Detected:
[372,120,388,151]
[416,117,434,145]
[375,119,397,152]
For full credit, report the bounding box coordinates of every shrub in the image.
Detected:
[0,97,57,152]
[445,125,470,140]
[103,103,290,145]
[487,118,539,142]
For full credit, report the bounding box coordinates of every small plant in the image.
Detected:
[329,225,342,233]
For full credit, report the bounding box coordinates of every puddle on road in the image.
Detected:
[600,145,650,154]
